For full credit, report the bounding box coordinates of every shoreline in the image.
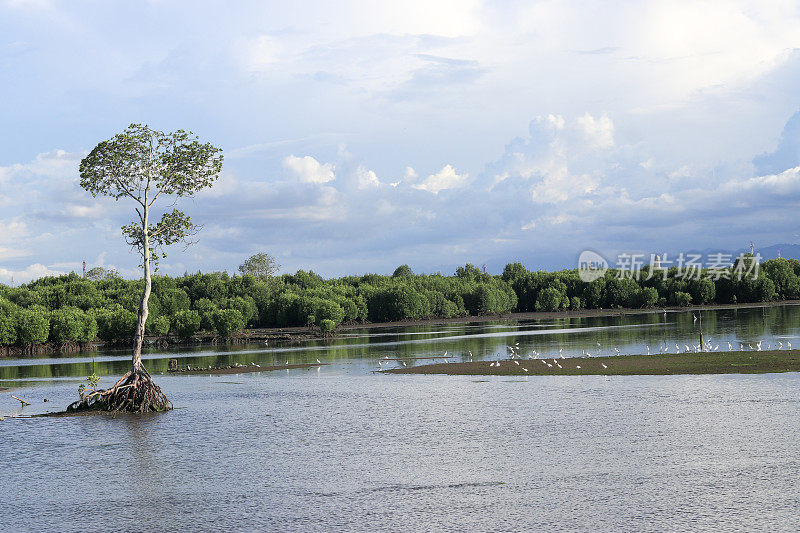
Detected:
[167,362,329,375]
[383,350,800,376]
[3,300,799,359]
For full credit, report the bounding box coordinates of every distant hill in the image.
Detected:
[676,243,800,263]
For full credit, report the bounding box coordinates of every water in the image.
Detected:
[3,305,800,531]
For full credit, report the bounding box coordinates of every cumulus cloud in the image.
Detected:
[753,111,800,175]
[283,155,335,183]
[412,164,468,194]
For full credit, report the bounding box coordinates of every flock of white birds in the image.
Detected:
[376,335,795,372]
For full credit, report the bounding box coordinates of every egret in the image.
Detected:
[514,360,520,366]
[576,365,581,369]
[556,363,562,369]
[748,344,753,350]
[316,359,321,364]
[402,361,407,366]
[541,360,547,365]
[788,342,792,349]
[546,363,553,368]
[523,368,529,372]
[693,314,697,322]
[597,342,601,347]
[285,361,289,365]
[727,342,732,351]
[601,363,608,369]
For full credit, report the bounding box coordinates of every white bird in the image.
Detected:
[401,361,407,366]
[779,342,784,349]
[693,314,697,322]
[788,342,792,349]
[546,363,552,368]
[748,344,753,350]
[597,342,601,347]
[514,360,520,366]
[576,365,581,369]
[601,363,608,369]
[728,342,732,351]
[444,351,448,356]
[523,368,529,372]
[556,363,562,369]
[489,362,495,367]
[541,360,547,365]
[614,347,620,354]
[684,345,690,352]
[316,359,321,364]
[285,361,289,365]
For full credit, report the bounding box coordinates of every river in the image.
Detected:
[2,305,800,531]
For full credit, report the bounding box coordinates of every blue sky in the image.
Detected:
[1,0,800,282]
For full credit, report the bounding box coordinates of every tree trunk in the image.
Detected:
[133,207,151,373]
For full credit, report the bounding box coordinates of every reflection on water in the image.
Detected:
[2,304,800,531]
[2,305,800,383]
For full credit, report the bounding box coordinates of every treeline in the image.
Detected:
[0,256,798,348]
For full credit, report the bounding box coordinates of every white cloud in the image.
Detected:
[577,113,614,149]
[412,164,468,193]
[283,155,335,183]
[355,165,380,189]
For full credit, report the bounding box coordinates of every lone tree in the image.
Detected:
[238,252,280,279]
[71,124,223,412]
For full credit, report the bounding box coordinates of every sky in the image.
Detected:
[1,0,800,283]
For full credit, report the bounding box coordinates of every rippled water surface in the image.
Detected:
[3,305,800,531]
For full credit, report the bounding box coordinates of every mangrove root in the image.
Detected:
[67,367,172,413]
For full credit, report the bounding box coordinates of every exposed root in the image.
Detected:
[68,366,172,414]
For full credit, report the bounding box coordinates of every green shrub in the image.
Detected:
[171,309,201,340]
[535,287,563,312]
[147,315,170,336]
[637,287,659,308]
[50,307,86,343]
[212,308,245,337]
[17,308,50,345]
[319,318,335,335]
[93,306,137,341]
[0,314,17,345]
[674,291,692,306]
